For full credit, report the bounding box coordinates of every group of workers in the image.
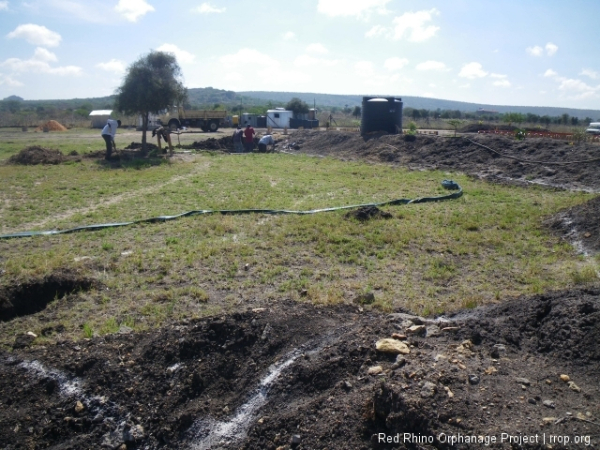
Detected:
[232,124,275,153]
[101,120,276,160]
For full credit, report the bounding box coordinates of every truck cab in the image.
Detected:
[585,122,600,134]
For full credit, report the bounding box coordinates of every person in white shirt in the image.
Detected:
[258,134,275,153]
[101,119,121,160]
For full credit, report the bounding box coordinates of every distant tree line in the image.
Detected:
[403,107,596,127]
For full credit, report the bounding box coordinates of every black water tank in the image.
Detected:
[360,96,403,135]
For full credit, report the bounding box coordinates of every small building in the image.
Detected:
[266,109,293,128]
[89,110,112,128]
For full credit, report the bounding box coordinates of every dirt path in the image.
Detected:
[13,161,210,232]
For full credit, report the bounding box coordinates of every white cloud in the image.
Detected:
[391,9,440,42]
[458,62,487,79]
[294,54,339,68]
[156,44,195,64]
[114,0,154,22]
[543,69,558,78]
[282,31,296,41]
[306,43,328,54]
[365,25,388,38]
[219,48,307,88]
[416,60,448,71]
[545,42,558,56]
[32,47,58,63]
[192,2,226,14]
[459,83,470,89]
[492,79,511,87]
[526,45,543,56]
[527,42,558,57]
[0,1,8,11]
[96,59,126,74]
[0,73,23,87]
[7,24,62,47]
[384,57,409,71]
[317,0,391,18]
[580,68,599,80]
[557,78,599,99]
[490,73,507,79]
[1,47,81,76]
[354,61,375,78]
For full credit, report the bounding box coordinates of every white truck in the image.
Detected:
[585,122,600,134]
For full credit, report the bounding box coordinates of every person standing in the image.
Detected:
[257,134,275,153]
[243,124,255,153]
[101,118,121,160]
[232,126,244,153]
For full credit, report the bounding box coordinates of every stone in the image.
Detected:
[26,331,37,338]
[528,398,537,405]
[391,333,406,340]
[291,434,302,446]
[543,400,556,409]
[420,381,437,398]
[74,401,85,413]
[354,292,375,305]
[568,381,581,393]
[118,325,133,335]
[515,377,531,386]
[468,374,480,385]
[368,365,383,375]
[543,417,557,423]
[124,424,144,442]
[444,386,454,398]
[13,333,36,349]
[407,325,426,336]
[376,338,410,354]
[485,366,498,375]
[559,374,570,382]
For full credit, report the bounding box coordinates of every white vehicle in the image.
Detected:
[585,122,600,134]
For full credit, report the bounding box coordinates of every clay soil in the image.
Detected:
[2,131,600,450]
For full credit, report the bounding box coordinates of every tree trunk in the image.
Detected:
[141,112,149,155]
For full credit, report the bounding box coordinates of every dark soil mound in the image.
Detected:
[124,142,160,151]
[545,195,600,255]
[0,271,97,323]
[7,146,65,165]
[187,136,234,150]
[284,130,600,192]
[345,205,393,221]
[2,290,599,449]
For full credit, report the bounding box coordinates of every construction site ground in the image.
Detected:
[1,128,600,450]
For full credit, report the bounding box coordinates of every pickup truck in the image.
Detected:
[159,107,227,132]
[585,122,600,134]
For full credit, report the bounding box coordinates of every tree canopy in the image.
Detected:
[115,51,186,152]
[285,97,309,115]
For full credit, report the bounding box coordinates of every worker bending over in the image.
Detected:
[258,134,275,153]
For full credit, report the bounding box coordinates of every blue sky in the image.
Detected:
[1,0,599,108]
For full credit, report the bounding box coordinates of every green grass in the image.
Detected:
[0,131,598,347]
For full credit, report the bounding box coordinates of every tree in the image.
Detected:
[285,97,309,115]
[447,119,463,136]
[503,112,524,127]
[352,106,361,118]
[115,51,186,153]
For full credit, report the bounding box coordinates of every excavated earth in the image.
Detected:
[2,131,600,450]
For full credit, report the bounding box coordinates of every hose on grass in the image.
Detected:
[0,180,462,239]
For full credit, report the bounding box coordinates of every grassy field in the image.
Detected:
[0,128,598,347]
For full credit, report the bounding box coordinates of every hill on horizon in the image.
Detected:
[4,87,599,121]
[236,90,600,120]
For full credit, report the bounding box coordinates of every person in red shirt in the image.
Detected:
[243,125,255,152]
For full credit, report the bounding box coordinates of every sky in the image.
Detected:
[0,0,599,109]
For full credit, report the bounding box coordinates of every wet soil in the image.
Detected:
[2,290,600,449]
[2,130,600,449]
